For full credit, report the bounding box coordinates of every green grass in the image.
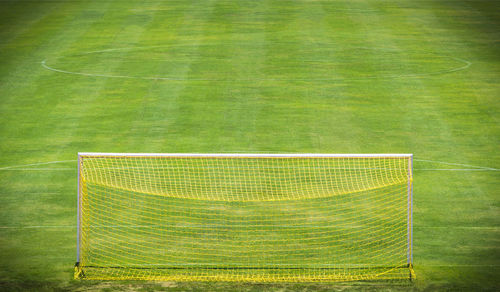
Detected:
[0,0,498,290]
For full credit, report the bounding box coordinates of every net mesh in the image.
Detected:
[76,154,414,282]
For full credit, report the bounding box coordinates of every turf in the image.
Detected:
[0,0,498,290]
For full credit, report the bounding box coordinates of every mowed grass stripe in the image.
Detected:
[0,0,498,290]
[0,1,116,167]
[123,1,218,151]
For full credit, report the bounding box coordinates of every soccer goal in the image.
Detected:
[75,153,414,282]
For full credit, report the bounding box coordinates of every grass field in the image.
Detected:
[0,0,499,291]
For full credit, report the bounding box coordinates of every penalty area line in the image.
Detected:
[0,158,496,172]
[0,168,75,171]
[414,168,499,171]
[1,225,497,230]
[414,159,498,171]
[0,168,496,172]
[0,160,77,170]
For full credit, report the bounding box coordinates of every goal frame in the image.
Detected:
[76,152,414,280]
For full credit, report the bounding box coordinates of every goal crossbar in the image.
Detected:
[78,152,413,158]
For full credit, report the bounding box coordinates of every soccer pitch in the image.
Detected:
[0,0,498,290]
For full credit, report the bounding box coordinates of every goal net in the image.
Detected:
[75,153,414,282]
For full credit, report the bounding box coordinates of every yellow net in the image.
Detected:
[76,154,414,282]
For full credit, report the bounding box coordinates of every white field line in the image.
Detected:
[1,168,75,171]
[1,225,497,229]
[50,262,500,268]
[422,264,500,267]
[0,167,496,172]
[41,45,472,81]
[75,262,500,266]
[414,158,498,171]
[41,60,140,80]
[416,168,498,171]
[0,225,76,229]
[0,160,76,170]
[0,158,496,172]
[57,262,500,267]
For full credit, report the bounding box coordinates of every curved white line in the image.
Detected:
[42,60,137,79]
[41,45,473,81]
